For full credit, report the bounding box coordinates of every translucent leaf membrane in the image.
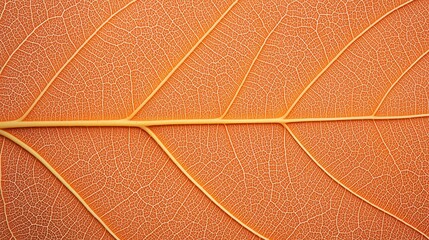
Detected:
[0,0,428,239]
[224,0,413,119]
[0,136,111,239]
[151,124,424,239]
[289,118,429,234]
[376,54,429,116]
[288,0,429,118]
[6,128,256,239]
[1,1,234,120]
[0,0,130,120]
[137,0,413,120]
[137,0,289,120]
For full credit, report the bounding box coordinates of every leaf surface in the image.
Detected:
[0,0,428,239]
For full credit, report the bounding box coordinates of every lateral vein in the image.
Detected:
[142,126,268,240]
[282,0,414,118]
[17,0,138,121]
[373,48,429,115]
[0,138,16,239]
[126,0,239,120]
[282,123,429,239]
[220,10,288,118]
[0,130,120,240]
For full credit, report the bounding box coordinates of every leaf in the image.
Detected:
[0,0,428,239]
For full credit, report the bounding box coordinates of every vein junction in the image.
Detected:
[0,113,427,129]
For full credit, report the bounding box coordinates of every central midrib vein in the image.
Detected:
[0,113,427,129]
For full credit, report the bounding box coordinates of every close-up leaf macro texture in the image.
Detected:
[0,0,428,239]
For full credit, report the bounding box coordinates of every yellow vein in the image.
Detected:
[0,113,428,129]
[126,0,239,120]
[373,49,429,115]
[0,16,54,75]
[0,130,120,240]
[142,126,268,240]
[224,125,246,181]
[0,138,16,239]
[282,124,429,239]
[220,11,287,118]
[17,0,137,121]
[0,2,6,21]
[282,0,414,118]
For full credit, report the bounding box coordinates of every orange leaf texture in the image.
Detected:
[1,0,428,239]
